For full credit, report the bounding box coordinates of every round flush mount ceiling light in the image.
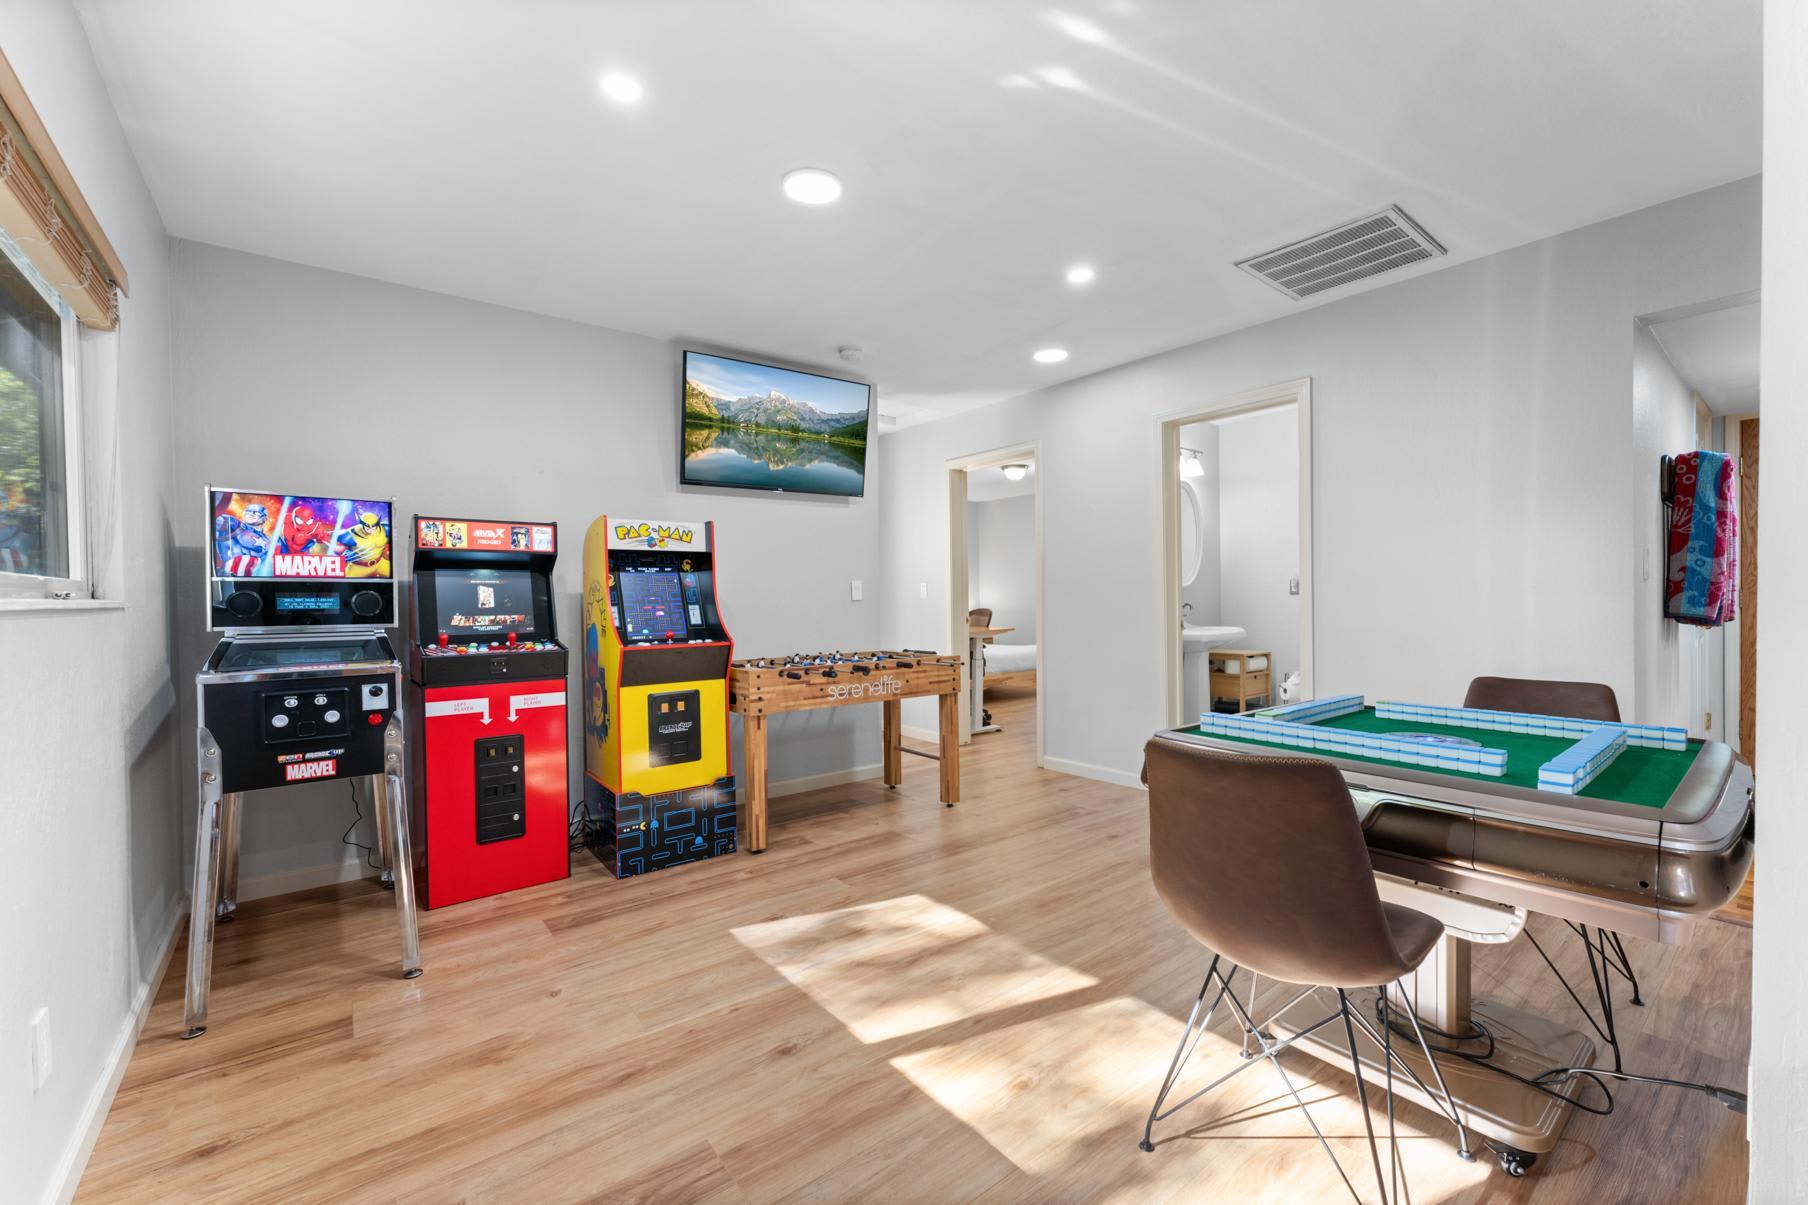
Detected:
[1000,463,1031,481]
[1033,347,1069,364]
[782,167,843,205]
[598,73,644,105]
[1065,264,1096,286]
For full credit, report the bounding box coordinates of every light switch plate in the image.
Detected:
[851,579,863,601]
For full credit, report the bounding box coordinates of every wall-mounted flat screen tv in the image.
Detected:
[681,350,873,497]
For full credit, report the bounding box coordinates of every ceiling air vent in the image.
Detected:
[1235,205,1446,300]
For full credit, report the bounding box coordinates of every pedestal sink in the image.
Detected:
[1181,625,1248,721]
[1182,624,1247,652]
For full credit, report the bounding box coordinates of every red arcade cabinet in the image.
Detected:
[408,516,569,908]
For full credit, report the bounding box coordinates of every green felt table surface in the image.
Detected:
[1183,707,1701,808]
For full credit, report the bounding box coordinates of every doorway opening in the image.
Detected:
[1158,379,1313,728]
[946,444,1044,768]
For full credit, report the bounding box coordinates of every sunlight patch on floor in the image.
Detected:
[731,894,1096,1043]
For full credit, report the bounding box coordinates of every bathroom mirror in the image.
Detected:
[1179,475,1206,588]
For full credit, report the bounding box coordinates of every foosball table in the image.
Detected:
[728,651,963,851]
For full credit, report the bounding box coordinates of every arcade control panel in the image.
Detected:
[412,633,567,686]
[199,634,400,792]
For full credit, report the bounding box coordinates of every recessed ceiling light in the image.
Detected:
[599,73,644,105]
[1033,347,1069,364]
[782,168,843,205]
[1065,264,1096,286]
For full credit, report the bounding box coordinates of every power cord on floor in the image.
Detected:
[342,781,385,873]
[1373,995,1748,1118]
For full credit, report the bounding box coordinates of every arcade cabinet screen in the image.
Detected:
[680,350,873,497]
[210,490,393,579]
[619,571,689,640]
[436,569,537,636]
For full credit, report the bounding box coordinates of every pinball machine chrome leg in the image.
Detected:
[183,729,225,1039]
[377,715,423,979]
[215,792,242,922]
[372,769,396,889]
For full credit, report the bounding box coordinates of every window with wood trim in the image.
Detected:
[0,47,124,599]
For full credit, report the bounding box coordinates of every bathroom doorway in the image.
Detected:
[946,443,1044,768]
[1158,380,1313,727]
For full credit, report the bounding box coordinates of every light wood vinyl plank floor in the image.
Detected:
[79,687,1751,1202]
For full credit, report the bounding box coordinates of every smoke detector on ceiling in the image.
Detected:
[1235,205,1445,301]
[838,345,864,362]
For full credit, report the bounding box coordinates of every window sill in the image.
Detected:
[0,597,124,614]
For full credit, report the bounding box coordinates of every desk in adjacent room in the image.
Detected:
[967,625,1013,734]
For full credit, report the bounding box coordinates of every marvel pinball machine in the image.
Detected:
[186,486,421,1038]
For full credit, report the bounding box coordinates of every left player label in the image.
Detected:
[424,697,493,725]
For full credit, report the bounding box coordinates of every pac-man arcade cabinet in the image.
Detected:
[581,516,736,876]
[408,516,570,908]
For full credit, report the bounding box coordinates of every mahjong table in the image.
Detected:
[1153,698,1754,1173]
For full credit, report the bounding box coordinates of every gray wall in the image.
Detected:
[1216,407,1301,687]
[879,178,1760,784]
[1753,0,1808,1190]
[967,494,1034,644]
[1630,321,1713,733]
[0,3,180,1200]
[170,240,882,889]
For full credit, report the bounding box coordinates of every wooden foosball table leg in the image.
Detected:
[883,699,903,788]
[746,712,769,852]
[938,692,960,806]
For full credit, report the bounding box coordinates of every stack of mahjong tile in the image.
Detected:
[1248,694,1365,724]
[1197,697,1509,777]
[1373,701,1688,751]
[1536,724,1629,795]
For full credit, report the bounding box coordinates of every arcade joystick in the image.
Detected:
[507,631,517,647]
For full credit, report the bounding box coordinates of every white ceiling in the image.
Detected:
[74,0,1760,428]
[1648,302,1760,414]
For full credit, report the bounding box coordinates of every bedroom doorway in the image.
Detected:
[1158,379,1314,728]
[947,444,1043,767]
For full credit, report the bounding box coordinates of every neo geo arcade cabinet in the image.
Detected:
[189,486,420,1039]
[581,516,736,877]
[407,516,570,908]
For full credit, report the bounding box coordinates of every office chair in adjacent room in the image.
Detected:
[1139,735,1471,1202]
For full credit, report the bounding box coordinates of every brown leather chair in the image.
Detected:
[967,607,993,630]
[1463,676,1620,722]
[1138,733,1471,1198]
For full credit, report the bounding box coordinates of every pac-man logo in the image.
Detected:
[681,558,692,571]
[612,522,696,549]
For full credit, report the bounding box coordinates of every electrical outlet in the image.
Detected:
[850,579,863,601]
[1288,575,1300,596]
[30,1007,50,1092]
[918,581,927,600]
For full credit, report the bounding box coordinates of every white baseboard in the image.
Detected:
[50,896,185,1205]
[768,763,883,798]
[1043,755,1146,790]
[237,855,375,903]
[228,765,890,904]
[901,725,938,743]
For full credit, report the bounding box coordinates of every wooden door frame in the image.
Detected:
[1157,378,1314,727]
[946,441,1044,766]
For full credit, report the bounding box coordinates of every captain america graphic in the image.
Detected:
[214,502,273,576]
